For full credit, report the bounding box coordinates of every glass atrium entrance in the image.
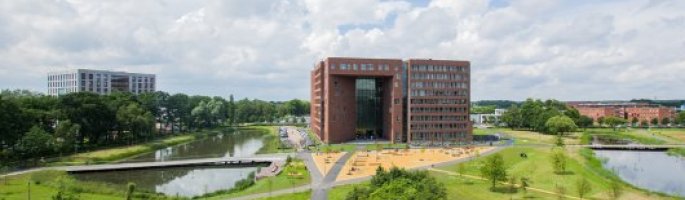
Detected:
[355,78,384,139]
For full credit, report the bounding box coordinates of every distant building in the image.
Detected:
[48,69,156,96]
[569,102,676,124]
[470,109,507,125]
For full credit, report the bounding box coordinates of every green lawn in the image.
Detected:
[256,182,360,200]
[436,146,676,200]
[201,160,310,199]
[0,170,176,200]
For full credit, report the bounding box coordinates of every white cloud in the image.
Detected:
[0,0,684,101]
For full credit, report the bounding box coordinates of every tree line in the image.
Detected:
[0,89,309,162]
[500,99,592,133]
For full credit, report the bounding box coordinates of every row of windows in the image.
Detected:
[411,90,468,97]
[411,73,467,80]
[333,63,398,72]
[49,81,78,88]
[410,132,469,141]
[48,73,77,81]
[411,81,467,89]
[411,123,468,130]
[410,99,468,105]
[411,115,469,121]
[411,65,467,72]
[410,107,468,113]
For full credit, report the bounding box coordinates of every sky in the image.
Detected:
[0,0,684,101]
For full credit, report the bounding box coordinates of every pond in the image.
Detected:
[594,150,685,197]
[71,128,273,197]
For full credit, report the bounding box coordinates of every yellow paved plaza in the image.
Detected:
[312,152,347,176]
[334,147,495,181]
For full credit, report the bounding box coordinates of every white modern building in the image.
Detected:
[48,69,155,96]
[470,109,507,125]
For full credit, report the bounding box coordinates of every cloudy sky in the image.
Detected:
[1,0,684,101]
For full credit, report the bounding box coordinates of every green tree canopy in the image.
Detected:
[480,153,507,190]
[346,167,446,200]
[603,116,627,131]
[545,116,578,135]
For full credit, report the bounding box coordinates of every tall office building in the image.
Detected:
[48,69,156,96]
[311,57,471,145]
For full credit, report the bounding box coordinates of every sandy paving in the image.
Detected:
[335,147,495,181]
[312,152,347,176]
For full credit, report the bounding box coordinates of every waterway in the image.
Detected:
[71,128,273,197]
[594,150,685,197]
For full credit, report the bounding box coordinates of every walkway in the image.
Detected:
[1,153,294,177]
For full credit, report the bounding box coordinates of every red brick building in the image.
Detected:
[569,102,676,125]
[311,57,471,144]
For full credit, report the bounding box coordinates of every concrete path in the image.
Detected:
[311,151,354,200]
[1,153,295,177]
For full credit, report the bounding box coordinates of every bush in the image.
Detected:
[346,167,446,200]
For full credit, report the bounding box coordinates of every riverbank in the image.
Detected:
[48,128,237,166]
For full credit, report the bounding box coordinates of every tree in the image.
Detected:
[575,178,592,199]
[116,103,154,144]
[457,163,466,178]
[347,167,446,200]
[480,153,507,190]
[0,96,32,150]
[631,117,639,127]
[508,174,517,193]
[228,94,235,125]
[651,117,660,126]
[53,120,80,154]
[640,120,649,128]
[597,117,605,127]
[545,116,578,135]
[604,116,627,131]
[18,126,54,159]
[676,112,685,126]
[126,182,136,200]
[576,116,593,130]
[551,150,567,174]
[520,177,530,195]
[555,135,565,147]
[609,181,623,200]
[661,117,670,126]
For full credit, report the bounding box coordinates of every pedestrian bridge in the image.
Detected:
[62,154,290,173]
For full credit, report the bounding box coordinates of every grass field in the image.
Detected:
[202,160,310,199]
[436,146,676,200]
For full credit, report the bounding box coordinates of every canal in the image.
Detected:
[71,127,275,197]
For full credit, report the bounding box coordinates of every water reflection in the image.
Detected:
[595,150,685,197]
[72,167,259,197]
[127,129,267,162]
